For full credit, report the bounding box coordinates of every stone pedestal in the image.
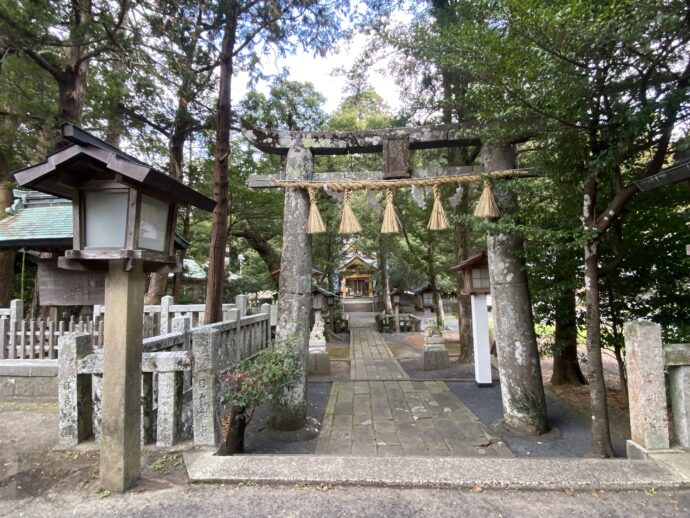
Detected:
[423,318,449,371]
[623,321,670,451]
[100,259,145,493]
[308,311,330,375]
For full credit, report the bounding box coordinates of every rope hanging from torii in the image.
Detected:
[302,170,509,235]
[239,121,522,235]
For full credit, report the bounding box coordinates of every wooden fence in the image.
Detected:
[1,295,277,361]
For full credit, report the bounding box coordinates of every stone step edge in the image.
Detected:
[184,452,690,491]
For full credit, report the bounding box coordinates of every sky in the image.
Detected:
[232,32,403,115]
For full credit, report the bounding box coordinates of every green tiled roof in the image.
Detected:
[0,204,72,248]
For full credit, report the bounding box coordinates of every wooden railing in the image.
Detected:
[1,295,277,360]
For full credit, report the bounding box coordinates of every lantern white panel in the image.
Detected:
[84,191,128,248]
[139,195,170,252]
[472,267,491,289]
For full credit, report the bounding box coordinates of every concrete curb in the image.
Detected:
[184,452,690,491]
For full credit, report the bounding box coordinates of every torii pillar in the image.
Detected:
[483,145,548,435]
[271,146,313,430]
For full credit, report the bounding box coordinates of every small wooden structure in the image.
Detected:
[414,284,437,311]
[450,251,493,386]
[451,251,490,295]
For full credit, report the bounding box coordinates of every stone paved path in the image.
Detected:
[316,318,513,457]
[350,328,407,380]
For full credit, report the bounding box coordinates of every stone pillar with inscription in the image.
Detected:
[624,321,670,456]
[192,327,222,447]
[58,333,94,447]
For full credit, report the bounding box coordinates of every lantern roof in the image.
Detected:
[413,284,437,295]
[312,285,335,297]
[12,124,215,212]
[450,251,488,272]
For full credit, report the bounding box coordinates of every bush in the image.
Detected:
[217,340,301,454]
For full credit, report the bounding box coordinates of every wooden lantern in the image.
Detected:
[390,289,403,306]
[13,124,214,272]
[450,251,490,295]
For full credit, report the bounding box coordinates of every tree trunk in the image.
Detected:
[173,206,191,300]
[454,187,473,363]
[0,171,15,307]
[56,62,87,127]
[484,145,548,436]
[204,2,238,324]
[550,251,586,385]
[145,273,168,305]
[222,405,247,455]
[583,180,615,457]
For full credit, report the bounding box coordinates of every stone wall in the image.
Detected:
[0,360,58,402]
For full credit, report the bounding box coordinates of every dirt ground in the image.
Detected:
[0,401,190,502]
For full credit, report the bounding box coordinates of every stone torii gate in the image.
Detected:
[243,122,548,435]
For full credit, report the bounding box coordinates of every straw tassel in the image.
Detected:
[306,188,326,234]
[474,182,500,218]
[381,188,401,233]
[427,185,450,230]
[339,190,362,234]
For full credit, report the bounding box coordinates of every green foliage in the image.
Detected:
[219,340,301,418]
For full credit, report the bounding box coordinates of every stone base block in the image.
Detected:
[627,440,651,460]
[424,349,450,371]
[308,351,330,375]
[626,439,678,460]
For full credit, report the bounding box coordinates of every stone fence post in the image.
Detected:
[8,299,23,360]
[0,318,7,360]
[58,333,94,447]
[160,295,173,335]
[192,327,222,447]
[665,343,690,448]
[235,294,248,317]
[10,299,23,323]
[623,320,670,456]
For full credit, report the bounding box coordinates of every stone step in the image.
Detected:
[185,452,690,491]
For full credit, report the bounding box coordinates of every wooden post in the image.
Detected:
[271,146,313,431]
[99,259,145,493]
[394,304,400,334]
[470,294,493,386]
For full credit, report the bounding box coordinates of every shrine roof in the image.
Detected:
[0,192,72,249]
[450,251,488,272]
